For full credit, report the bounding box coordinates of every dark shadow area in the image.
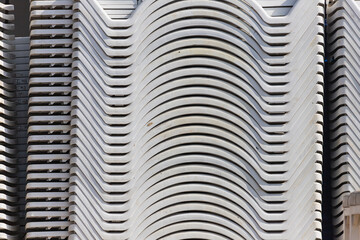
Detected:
[10,0,30,37]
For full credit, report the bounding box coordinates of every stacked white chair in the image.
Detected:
[0,2,18,240]
[69,0,324,239]
[26,0,73,239]
[13,36,30,239]
[327,0,360,238]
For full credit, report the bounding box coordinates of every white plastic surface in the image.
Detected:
[68,0,324,239]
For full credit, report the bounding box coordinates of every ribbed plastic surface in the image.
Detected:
[68,0,324,239]
[327,0,360,239]
[26,0,73,239]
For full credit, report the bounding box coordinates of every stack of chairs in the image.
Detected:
[327,0,360,238]
[69,0,324,239]
[26,0,73,239]
[0,2,18,240]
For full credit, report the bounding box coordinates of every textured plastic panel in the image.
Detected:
[68,0,324,239]
[13,36,30,239]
